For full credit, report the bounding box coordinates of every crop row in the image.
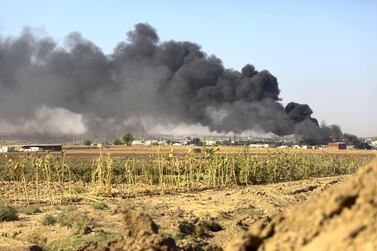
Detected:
[0,148,373,205]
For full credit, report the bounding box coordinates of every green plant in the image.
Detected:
[41,214,57,226]
[45,232,118,251]
[26,231,47,247]
[0,201,19,222]
[83,140,92,146]
[113,138,123,145]
[91,202,108,210]
[57,210,92,235]
[122,133,134,146]
[19,205,41,215]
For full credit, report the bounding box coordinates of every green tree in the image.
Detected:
[122,133,134,146]
[113,138,122,145]
[83,140,92,146]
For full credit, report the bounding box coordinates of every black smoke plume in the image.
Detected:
[0,23,353,144]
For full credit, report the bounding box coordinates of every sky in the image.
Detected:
[0,0,376,137]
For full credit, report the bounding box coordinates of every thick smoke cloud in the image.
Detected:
[0,24,346,143]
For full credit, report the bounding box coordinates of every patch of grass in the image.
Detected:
[19,205,42,215]
[64,205,78,212]
[174,232,186,242]
[56,210,92,235]
[91,202,108,210]
[0,201,19,222]
[41,214,57,226]
[26,231,47,247]
[45,232,119,251]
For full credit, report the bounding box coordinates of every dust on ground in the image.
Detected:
[227,159,377,251]
[0,176,344,251]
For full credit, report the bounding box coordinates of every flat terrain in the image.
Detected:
[2,145,375,159]
[64,146,376,159]
[0,145,374,250]
[0,175,345,251]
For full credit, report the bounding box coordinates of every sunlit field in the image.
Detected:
[0,145,373,206]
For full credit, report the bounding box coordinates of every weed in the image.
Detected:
[19,205,41,215]
[26,231,47,247]
[45,232,118,251]
[57,210,92,235]
[41,214,57,226]
[91,201,108,210]
[0,201,19,222]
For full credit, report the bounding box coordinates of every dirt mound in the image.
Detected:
[80,209,177,251]
[227,158,377,251]
[122,210,159,236]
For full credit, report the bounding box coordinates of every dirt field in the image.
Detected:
[0,146,375,250]
[227,158,377,251]
[63,145,376,159]
[0,175,346,251]
[3,145,373,159]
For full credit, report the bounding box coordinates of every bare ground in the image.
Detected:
[227,159,377,251]
[0,175,345,251]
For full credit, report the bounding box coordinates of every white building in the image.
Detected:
[204,140,217,146]
[249,144,272,148]
[131,140,145,146]
[24,146,42,152]
[0,146,17,152]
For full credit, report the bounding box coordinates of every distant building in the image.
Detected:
[0,146,17,153]
[249,144,273,148]
[347,145,355,150]
[328,142,347,150]
[204,140,217,146]
[277,145,289,149]
[131,140,144,146]
[301,145,314,150]
[21,144,62,152]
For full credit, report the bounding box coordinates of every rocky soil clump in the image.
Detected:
[81,209,177,251]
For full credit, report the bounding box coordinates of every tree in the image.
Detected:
[188,137,203,146]
[122,133,134,146]
[83,140,92,146]
[113,138,122,145]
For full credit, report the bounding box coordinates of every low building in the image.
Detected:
[21,144,62,152]
[301,145,314,150]
[277,145,289,149]
[0,146,17,153]
[144,140,159,146]
[347,145,355,150]
[131,140,144,146]
[204,140,217,146]
[249,144,273,148]
[328,142,347,150]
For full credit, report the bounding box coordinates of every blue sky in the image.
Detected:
[1,0,376,136]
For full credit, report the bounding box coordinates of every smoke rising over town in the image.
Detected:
[0,23,348,144]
